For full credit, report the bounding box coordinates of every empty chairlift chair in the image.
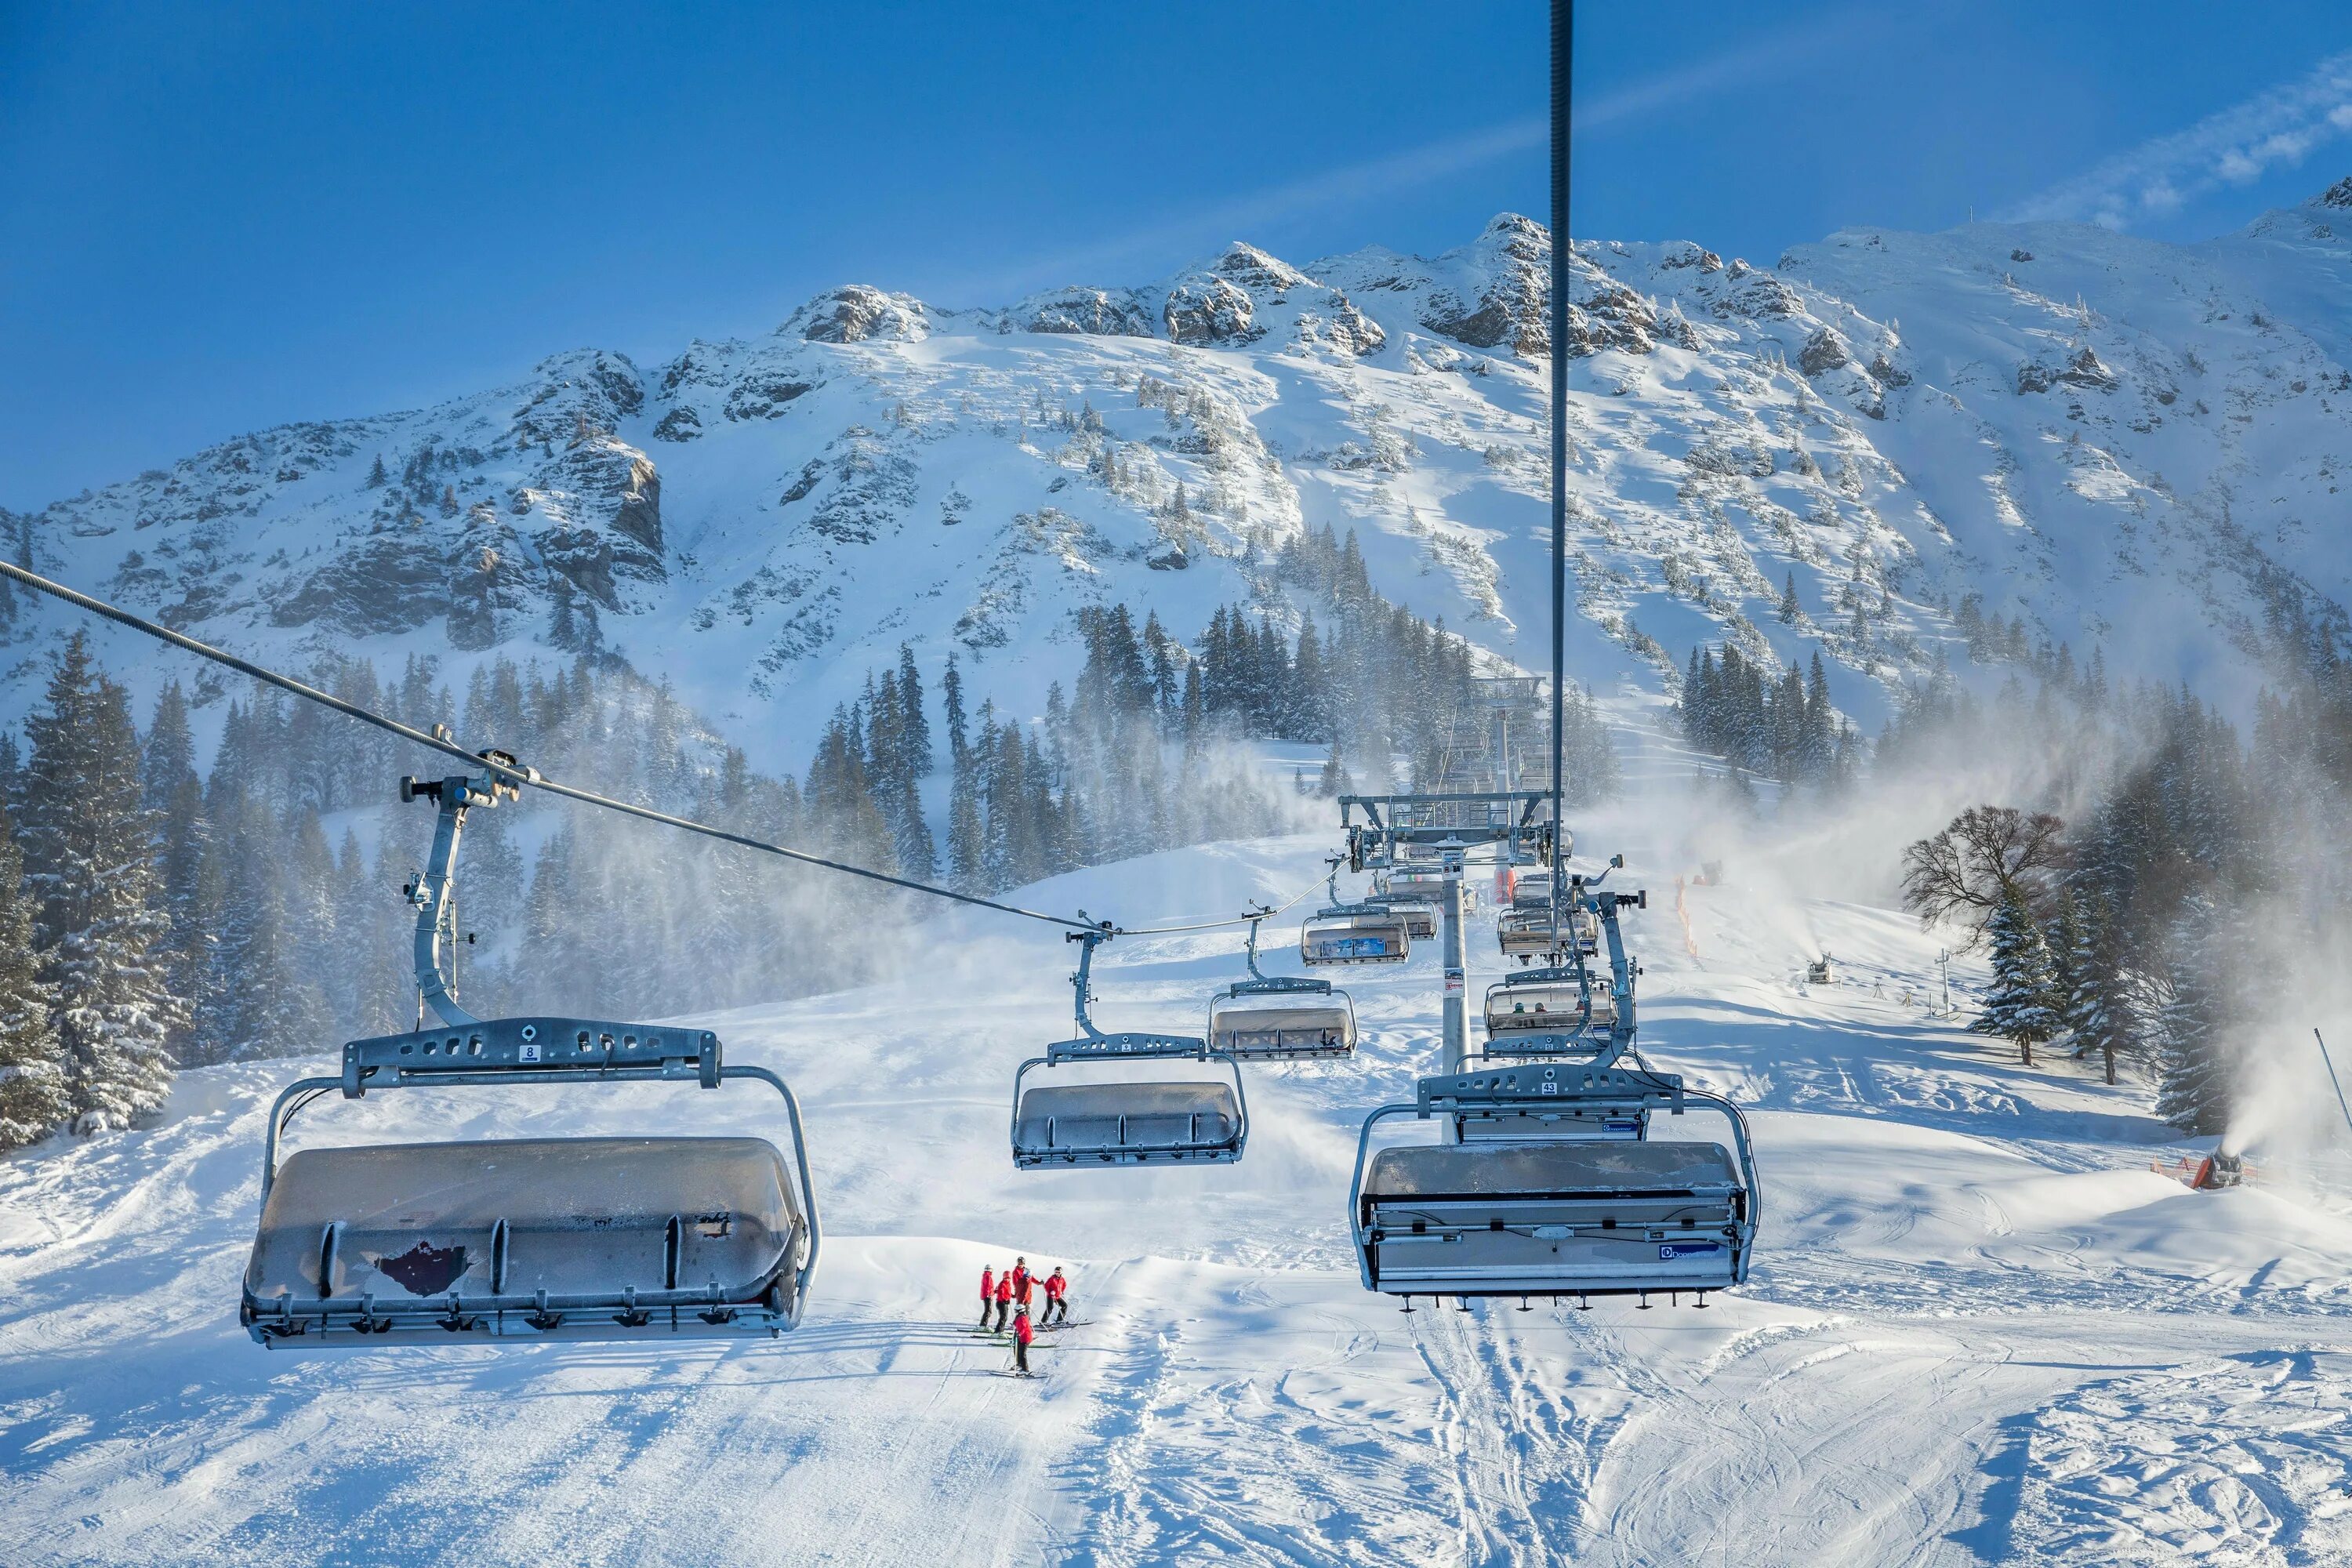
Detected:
[1012,927,1247,1167]
[242,768,821,1346]
[1349,1064,1759,1303]
[1206,916,1356,1062]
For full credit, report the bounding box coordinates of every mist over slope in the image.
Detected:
[9,187,2352,767]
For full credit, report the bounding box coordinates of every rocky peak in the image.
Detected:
[1210,242,1308,294]
[1004,285,1155,337]
[2316,175,2352,210]
[1162,272,1261,346]
[783,285,930,344]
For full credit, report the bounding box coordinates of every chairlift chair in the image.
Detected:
[1497,906,1562,962]
[242,768,821,1347]
[1012,927,1247,1167]
[1382,866,1474,916]
[1349,1064,1759,1301]
[1567,906,1601,956]
[1373,895,1441,941]
[1301,867,1411,966]
[1205,917,1356,1061]
[1483,975,1612,1047]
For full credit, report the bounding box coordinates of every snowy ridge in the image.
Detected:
[12,194,2352,765]
[2,816,2349,1564]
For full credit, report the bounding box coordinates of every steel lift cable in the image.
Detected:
[0,556,1323,942]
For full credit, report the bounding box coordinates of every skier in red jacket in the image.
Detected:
[1041,1266,1069,1326]
[993,1269,1013,1333]
[1011,1257,1032,1309]
[978,1265,996,1328]
[1012,1305,1035,1374]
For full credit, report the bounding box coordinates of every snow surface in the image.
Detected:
[5,803,2350,1566]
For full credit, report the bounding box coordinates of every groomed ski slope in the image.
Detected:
[3,808,2350,1566]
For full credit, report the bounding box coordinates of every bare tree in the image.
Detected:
[1900,805,2067,946]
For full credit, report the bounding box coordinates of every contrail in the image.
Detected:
[953,8,1878,301]
[2006,49,2352,227]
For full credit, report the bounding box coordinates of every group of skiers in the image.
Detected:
[979,1257,1069,1374]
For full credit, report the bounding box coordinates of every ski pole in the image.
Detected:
[2316,1029,2352,1138]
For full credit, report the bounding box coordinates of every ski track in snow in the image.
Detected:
[5,816,2352,1565]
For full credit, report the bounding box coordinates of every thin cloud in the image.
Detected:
[955,9,1875,303]
[2007,49,2352,227]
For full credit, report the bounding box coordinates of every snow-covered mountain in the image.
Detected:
[14,185,2352,766]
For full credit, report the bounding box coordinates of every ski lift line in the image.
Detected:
[0,557,1106,933]
[1110,873,1329,938]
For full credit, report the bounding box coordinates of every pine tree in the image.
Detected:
[1971,888,2060,1066]
[1318,737,1352,799]
[142,682,197,811]
[20,634,178,1129]
[1778,572,1800,625]
[2154,895,2233,1132]
[2066,895,2132,1085]
[942,655,969,771]
[0,797,64,1149]
[895,644,932,779]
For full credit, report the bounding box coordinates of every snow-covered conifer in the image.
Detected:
[20,634,178,1131]
[0,799,64,1150]
[1971,887,2060,1065]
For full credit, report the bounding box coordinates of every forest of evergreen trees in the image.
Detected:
[0,528,1619,1149]
[1676,642,1861,789]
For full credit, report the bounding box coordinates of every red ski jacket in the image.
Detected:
[981,1269,995,1300]
[1044,1275,1067,1301]
[1014,1313,1034,1346]
[1011,1265,1030,1299]
[994,1277,1013,1303]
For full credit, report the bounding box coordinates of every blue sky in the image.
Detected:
[7,1,2352,509]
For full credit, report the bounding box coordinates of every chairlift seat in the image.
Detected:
[1012,1080,1243,1166]
[1380,898,1439,939]
[1497,910,1561,957]
[243,1136,807,1344]
[1484,980,1594,1037]
[1356,1141,1748,1297]
[1302,911,1410,965]
[1207,996,1356,1060]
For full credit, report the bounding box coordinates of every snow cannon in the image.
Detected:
[2191,1150,2245,1190]
[240,768,821,1347]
